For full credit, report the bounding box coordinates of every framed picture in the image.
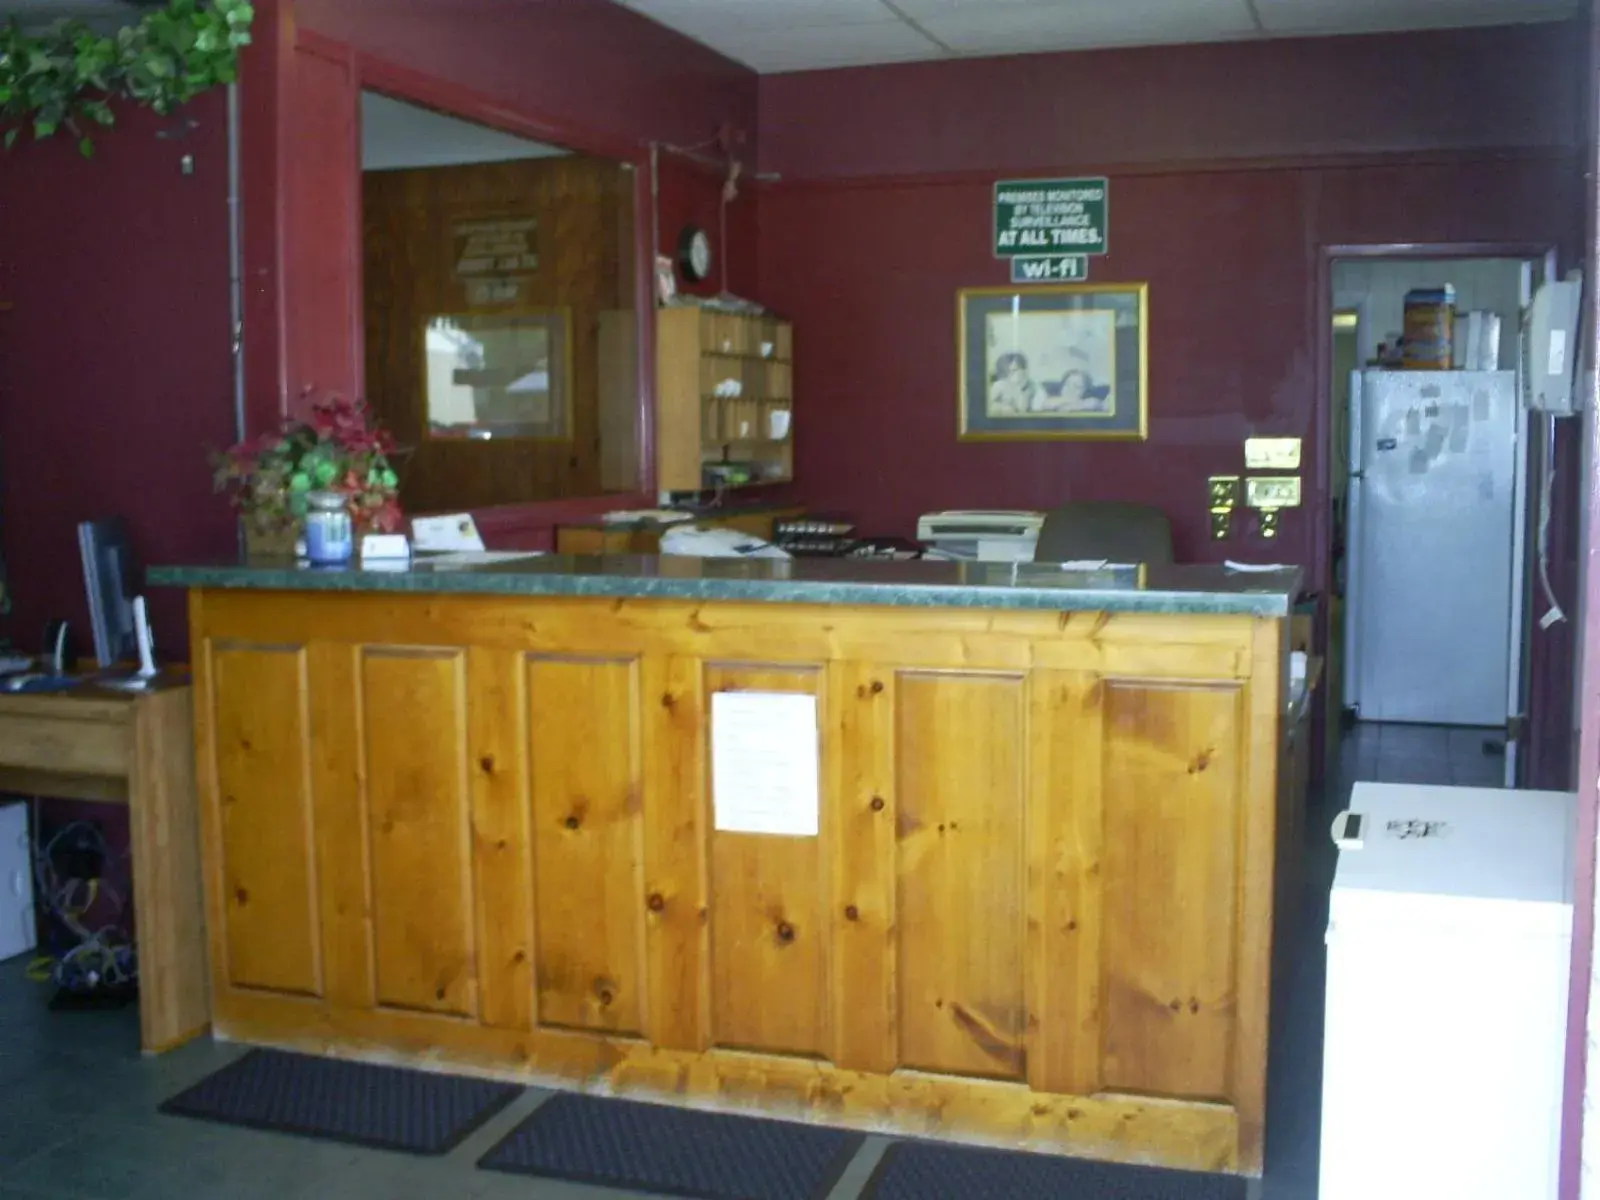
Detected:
[422,309,573,441]
[958,283,1148,441]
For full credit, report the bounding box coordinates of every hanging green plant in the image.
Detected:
[0,0,254,158]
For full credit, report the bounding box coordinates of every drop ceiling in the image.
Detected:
[612,0,1579,73]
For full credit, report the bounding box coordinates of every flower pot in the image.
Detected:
[244,524,301,559]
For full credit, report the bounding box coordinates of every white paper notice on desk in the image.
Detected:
[412,513,485,553]
[711,691,820,837]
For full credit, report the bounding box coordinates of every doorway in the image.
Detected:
[1326,252,1545,787]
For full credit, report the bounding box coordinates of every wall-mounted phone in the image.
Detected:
[1521,272,1583,415]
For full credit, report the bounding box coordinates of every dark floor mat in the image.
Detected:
[160,1047,523,1156]
[478,1091,863,1200]
[861,1140,1250,1200]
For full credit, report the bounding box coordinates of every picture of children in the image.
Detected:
[984,309,1116,419]
[1036,367,1114,415]
[987,352,1037,415]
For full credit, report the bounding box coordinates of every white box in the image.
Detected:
[1321,783,1572,1200]
[0,803,35,962]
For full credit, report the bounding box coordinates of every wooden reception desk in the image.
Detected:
[151,555,1297,1177]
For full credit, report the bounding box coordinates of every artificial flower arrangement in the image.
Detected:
[213,389,404,539]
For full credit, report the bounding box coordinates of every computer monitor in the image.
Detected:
[78,519,139,668]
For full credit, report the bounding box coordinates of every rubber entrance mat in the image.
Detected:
[160,1048,523,1156]
[861,1141,1250,1200]
[478,1092,863,1200]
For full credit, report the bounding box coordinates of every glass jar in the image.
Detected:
[304,490,354,565]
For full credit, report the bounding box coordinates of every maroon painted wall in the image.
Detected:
[759,23,1583,179]
[253,0,762,544]
[759,158,1579,574]
[757,24,1585,590]
[0,95,236,657]
[296,0,758,160]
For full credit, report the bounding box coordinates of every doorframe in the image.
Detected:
[1314,243,1559,744]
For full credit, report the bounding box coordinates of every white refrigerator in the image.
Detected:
[1320,783,1573,1200]
[1344,370,1523,728]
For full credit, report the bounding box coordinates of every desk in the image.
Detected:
[157,555,1299,1176]
[0,681,209,1053]
[556,506,804,555]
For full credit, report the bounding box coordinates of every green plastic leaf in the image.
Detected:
[3,127,17,150]
[77,135,93,157]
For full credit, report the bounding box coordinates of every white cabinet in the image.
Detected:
[1321,783,1572,1199]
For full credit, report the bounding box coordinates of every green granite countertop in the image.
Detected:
[148,555,1300,616]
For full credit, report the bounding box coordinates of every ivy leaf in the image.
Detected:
[3,127,17,151]
[77,135,93,158]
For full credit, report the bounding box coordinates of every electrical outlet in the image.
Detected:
[1247,475,1302,509]
[1207,475,1242,509]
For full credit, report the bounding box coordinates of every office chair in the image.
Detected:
[1034,501,1175,565]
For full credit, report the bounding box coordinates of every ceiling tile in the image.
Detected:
[617,0,894,37]
[911,0,1259,55]
[1254,0,1577,35]
[701,20,946,71]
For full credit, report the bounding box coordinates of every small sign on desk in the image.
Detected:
[711,692,820,837]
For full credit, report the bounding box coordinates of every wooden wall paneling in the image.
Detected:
[361,647,479,1017]
[527,654,646,1035]
[1099,679,1245,1102]
[127,685,211,1052]
[209,643,322,996]
[1233,618,1285,1172]
[467,645,535,1031]
[828,660,897,1073]
[655,307,704,494]
[640,654,710,1052]
[706,664,828,1057]
[362,156,630,510]
[1026,669,1104,1097]
[895,671,1028,1081]
[308,641,376,1009]
[597,310,640,493]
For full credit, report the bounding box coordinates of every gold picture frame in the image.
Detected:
[958,282,1149,441]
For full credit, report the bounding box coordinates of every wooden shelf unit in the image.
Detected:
[657,308,794,493]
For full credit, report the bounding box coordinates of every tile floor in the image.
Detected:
[0,723,1481,1199]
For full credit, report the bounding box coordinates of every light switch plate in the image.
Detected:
[1244,437,1302,470]
[1247,475,1303,509]
[1207,475,1242,509]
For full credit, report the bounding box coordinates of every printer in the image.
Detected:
[916,511,1044,562]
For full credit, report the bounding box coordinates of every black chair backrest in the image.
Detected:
[1034,502,1174,564]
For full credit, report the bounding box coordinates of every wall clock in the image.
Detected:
[677,225,713,283]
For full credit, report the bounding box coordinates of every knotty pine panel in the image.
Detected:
[207,643,322,996]
[707,664,827,1057]
[527,654,646,1035]
[363,155,633,510]
[361,648,479,1017]
[1100,679,1245,1101]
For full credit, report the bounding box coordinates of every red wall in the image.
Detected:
[257,0,762,542]
[759,23,1582,179]
[0,96,237,656]
[757,25,1585,586]
[296,0,758,159]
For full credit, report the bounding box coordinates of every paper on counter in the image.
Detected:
[711,691,820,837]
[1224,560,1295,573]
[412,513,486,552]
